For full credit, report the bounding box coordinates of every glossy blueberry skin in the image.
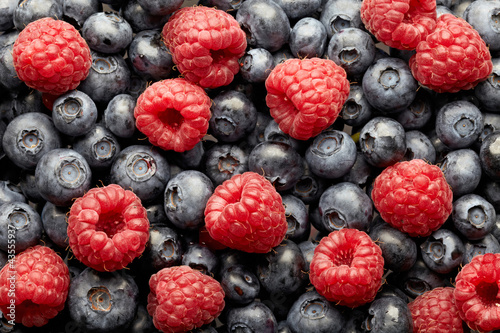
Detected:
[226,301,278,333]
[0,120,5,160]
[242,112,273,153]
[0,43,24,92]
[144,202,168,225]
[327,28,376,79]
[13,89,45,119]
[462,233,500,265]
[297,240,317,272]
[110,145,170,203]
[320,0,362,38]
[480,131,500,181]
[0,0,16,31]
[341,84,373,128]
[305,129,357,179]
[395,91,433,130]
[128,304,157,333]
[271,0,321,19]
[0,181,25,206]
[236,0,291,52]
[73,124,121,170]
[0,202,43,253]
[52,90,98,137]
[62,0,102,29]
[403,130,436,163]
[19,170,44,203]
[440,148,481,197]
[35,148,92,207]
[476,112,500,149]
[164,170,214,230]
[209,90,258,143]
[359,117,407,168]
[281,194,310,243]
[239,48,274,83]
[342,151,373,188]
[128,29,173,81]
[290,17,327,58]
[68,268,139,332]
[463,0,500,51]
[363,297,413,333]
[286,290,345,333]
[288,159,328,205]
[168,141,205,170]
[342,308,366,333]
[2,112,61,171]
[221,264,261,306]
[452,193,496,240]
[146,225,183,271]
[420,228,465,275]
[13,0,63,31]
[204,143,249,186]
[199,0,244,12]
[272,47,294,67]
[475,58,500,112]
[248,141,304,192]
[181,243,219,276]
[103,94,136,139]
[0,30,18,48]
[136,0,183,15]
[120,0,170,32]
[41,201,69,249]
[263,120,303,152]
[391,258,446,298]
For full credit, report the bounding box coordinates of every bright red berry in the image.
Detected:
[309,228,384,308]
[147,265,225,332]
[12,17,92,95]
[265,57,350,141]
[409,287,463,333]
[360,0,437,50]
[454,253,500,332]
[134,78,212,153]
[67,184,150,272]
[204,171,287,253]
[0,246,70,327]
[409,13,493,93]
[371,159,453,237]
[162,6,247,89]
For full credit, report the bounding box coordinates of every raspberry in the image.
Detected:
[162,6,247,89]
[134,78,212,152]
[454,253,500,332]
[0,246,70,327]
[408,287,463,333]
[204,171,287,253]
[67,184,150,272]
[147,265,225,332]
[360,0,437,50]
[409,14,493,93]
[265,57,350,141]
[309,228,384,308]
[12,17,92,95]
[371,159,453,237]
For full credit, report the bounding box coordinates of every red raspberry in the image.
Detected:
[408,287,463,333]
[409,14,493,93]
[162,6,247,89]
[371,159,453,237]
[265,57,350,141]
[309,228,384,308]
[67,184,150,272]
[147,265,225,332]
[134,78,212,152]
[360,0,437,50]
[204,171,287,253]
[12,17,92,95]
[454,253,500,332]
[0,246,70,327]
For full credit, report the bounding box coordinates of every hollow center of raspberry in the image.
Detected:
[333,249,354,266]
[158,108,184,129]
[211,49,228,64]
[95,211,126,238]
[476,281,500,304]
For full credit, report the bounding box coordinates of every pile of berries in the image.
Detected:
[1,0,500,332]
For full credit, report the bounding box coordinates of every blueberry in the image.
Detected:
[475,58,500,112]
[263,120,303,152]
[0,120,5,159]
[452,193,496,240]
[420,228,465,274]
[395,90,433,131]
[182,243,219,276]
[0,180,25,206]
[0,202,43,253]
[426,128,452,163]
[342,308,366,333]
[362,296,413,333]
[272,47,295,67]
[82,11,133,54]
[168,140,205,170]
[103,93,137,139]
[480,131,500,181]
[226,301,278,333]
[340,83,373,128]
[220,264,261,306]
[297,240,317,272]
[73,124,121,170]
[271,0,321,19]
[289,17,327,58]
[12,88,45,118]
[0,30,18,48]
[127,73,148,98]
[19,170,44,203]
[146,225,183,271]
[342,151,374,188]
[476,112,500,149]
[128,304,157,333]
[204,143,249,186]
[440,148,482,197]
[0,43,25,92]
[52,90,98,137]
[319,0,363,38]
[62,0,102,29]
[35,148,92,207]
[281,194,310,243]
[41,201,69,249]
[464,0,500,51]
[144,202,168,225]
[110,145,170,203]
[403,130,437,163]
[13,0,63,31]
[199,0,244,12]
[120,0,169,32]
[0,0,17,31]
[217,249,253,277]
[239,48,274,83]
[136,0,183,16]
[241,111,273,153]
[376,284,410,303]
[288,159,328,205]
[462,233,500,265]
[392,258,446,298]
[277,320,293,333]
[286,290,345,333]
[482,179,500,211]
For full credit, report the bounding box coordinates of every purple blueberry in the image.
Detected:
[320,0,362,38]
[52,90,98,137]
[281,194,310,243]
[204,143,249,186]
[440,148,481,197]
[41,201,69,249]
[340,83,373,128]
[146,225,183,271]
[420,228,465,274]
[181,243,219,276]
[403,130,436,163]
[220,264,260,305]
[239,48,274,83]
[0,201,43,253]
[452,193,496,240]
[103,93,137,139]
[290,17,327,58]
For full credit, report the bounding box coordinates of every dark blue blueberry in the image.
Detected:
[209,90,258,143]
[309,203,327,234]
[110,145,170,203]
[0,43,24,92]
[480,131,500,181]
[144,202,168,225]
[226,301,278,333]
[220,264,261,306]
[277,320,293,333]
[168,140,205,170]
[362,296,413,333]
[297,240,317,272]
[271,0,321,19]
[420,228,465,275]
[128,29,174,81]
[281,194,310,243]
[12,88,45,119]
[127,73,148,98]
[286,290,345,333]
[272,47,294,67]
[217,249,252,277]
[288,159,328,205]
[73,124,121,170]
[403,130,437,163]
[305,129,357,179]
[103,93,137,139]
[0,120,5,159]
[52,90,98,137]
[263,120,303,152]
[164,170,214,230]
[319,0,362,38]
[359,116,407,168]
[120,0,169,32]
[340,83,373,128]
[19,170,44,203]
[0,181,25,206]
[0,0,17,31]
[0,201,42,253]
[452,193,496,240]
[440,148,481,197]
[241,111,273,153]
[35,148,92,207]
[437,3,455,16]
[362,57,418,114]
[341,151,373,188]
[476,112,500,149]
[389,47,416,63]
[392,258,446,298]
[128,304,157,333]
[376,284,410,303]
[462,233,500,265]
[199,0,244,12]
[82,11,133,54]
[289,17,327,58]
[463,0,500,52]
[191,325,218,333]
[136,0,183,16]
[342,308,366,333]
[395,90,433,130]
[182,243,219,276]
[13,0,63,31]
[236,0,291,52]
[327,27,376,79]
[0,30,18,48]
[62,0,102,29]
[239,48,274,83]
[204,143,249,186]
[41,201,69,249]
[146,225,183,271]
[491,214,500,243]
[369,219,417,272]
[482,179,500,211]
[68,268,139,332]
[426,128,452,163]
[248,141,304,191]
[476,57,500,113]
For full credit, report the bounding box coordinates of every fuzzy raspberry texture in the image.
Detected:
[265,58,350,141]
[12,17,92,95]
[67,184,150,272]
[409,287,463,333]
[147,265,225,332]
[204,171,287,253]
[454,253,500,332]
[309,229,384,308]
[134,78,211,152]
[0,246,70,327]
[162,6,247,89]
[360,0,437,50]
[371,159,453,237]
[409,14,493,93]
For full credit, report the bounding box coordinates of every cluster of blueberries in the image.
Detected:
[1,0,500,332]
